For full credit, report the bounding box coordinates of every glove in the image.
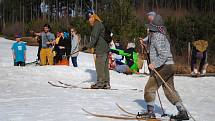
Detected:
[82,47,87,51]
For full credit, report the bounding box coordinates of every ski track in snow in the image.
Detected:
[0,37,214,121]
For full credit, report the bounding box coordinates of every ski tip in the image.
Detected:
[115,103,121,107]
[81,108,88,113]
[58,81,63,84]
[82,108,93,115]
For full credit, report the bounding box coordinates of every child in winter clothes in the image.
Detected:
[11,34,27,66]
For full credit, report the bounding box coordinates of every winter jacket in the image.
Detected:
[53,36,67,61]
[111,48,139,72]
[71,35,79,57]
[149,32,174,68]
[86,21,109,54]
[63,36,72,58]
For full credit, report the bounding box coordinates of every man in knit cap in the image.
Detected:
[82,11,110,89]
[140,14,189,120]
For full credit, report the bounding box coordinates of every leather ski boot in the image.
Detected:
[137,105,156,119]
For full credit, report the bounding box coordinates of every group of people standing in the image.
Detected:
[10,10,194,120]
[12,25,80,67]
[34,24,80,67]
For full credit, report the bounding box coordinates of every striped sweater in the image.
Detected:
[149,32,174,68]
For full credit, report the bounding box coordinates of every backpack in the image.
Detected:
[103,25,113,44]
[193,40,208,52]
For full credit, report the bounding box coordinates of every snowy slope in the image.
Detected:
[0,37,214,121]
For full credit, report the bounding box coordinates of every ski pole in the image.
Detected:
[153,69,196,121]
[91,48,96,64]
[156,87,167,117]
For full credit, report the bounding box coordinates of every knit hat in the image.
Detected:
[56,32,61,36]
[86,10,93,20]
[145,14,167,34]
[15,33,22,38]
[63,32,69,39]
[86,10,102,22]
[147,11,156,17]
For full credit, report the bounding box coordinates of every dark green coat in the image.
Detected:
[87,21,109,54]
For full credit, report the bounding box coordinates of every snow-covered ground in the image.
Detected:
[0,37,214,121]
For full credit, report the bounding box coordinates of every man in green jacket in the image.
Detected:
[83,11,110,89]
